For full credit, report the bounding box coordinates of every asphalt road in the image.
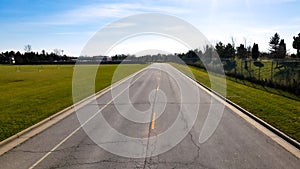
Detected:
[0,63,299,169]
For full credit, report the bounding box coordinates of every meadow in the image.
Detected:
[233,59,300,86]
[0,64,146,141]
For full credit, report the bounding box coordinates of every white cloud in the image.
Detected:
[52,31,94,36]
[5,0,298,56]
[42,3,189,25]
[105,22,136,28]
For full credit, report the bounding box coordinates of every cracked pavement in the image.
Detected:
[0,63,299,169]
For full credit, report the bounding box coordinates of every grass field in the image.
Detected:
[172,63,300,142]
[235,59,273,80]
[0,64,147,141]
[234,59,300,84]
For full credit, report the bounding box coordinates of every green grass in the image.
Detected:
[172,63,300,142]
[0,64,146,141]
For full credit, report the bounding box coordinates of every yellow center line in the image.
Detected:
[152,72,160,130]
[151,112,156,130]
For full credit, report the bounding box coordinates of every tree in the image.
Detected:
[14,51,23,64]
[53,49,62,56]
[215,41,225,58]
[184,50,198,63]
[247,45,252,58]
[278,39,286,59]
[252,43,259,60]
[224,43,236,59]
[293,33,300,57]
[291,54,297,58]
[269,33,280,58]
[0,53,6,63]
[24,44,32,53]
[237,44,247,59]
[41,50,46,56]
[237,44,248,71]
[231,36,236,49]
[202,45,214,64]
[216,42,236,59]
[216,42,236,71]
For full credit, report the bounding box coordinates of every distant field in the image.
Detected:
[234,59,300,84]
[235,59,273,80]
[172,63,300,142]
[0,64,146,141]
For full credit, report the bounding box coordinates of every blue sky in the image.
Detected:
[0,0,299,56]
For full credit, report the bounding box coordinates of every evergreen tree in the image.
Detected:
[252,43,259,60]
[237,44,247,59]
[293,33,300,57]
[269,33,280,58]
[278,39,286,59]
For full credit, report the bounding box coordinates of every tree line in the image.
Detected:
[1,33,300,65]
[174,32,300,95]
[110,32,300,63]
[213,32,299,60]
[0,45,75,64]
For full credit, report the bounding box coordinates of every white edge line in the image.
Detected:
[169,63,300,159]
[0,64,150,156]
[28,65,150,169]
